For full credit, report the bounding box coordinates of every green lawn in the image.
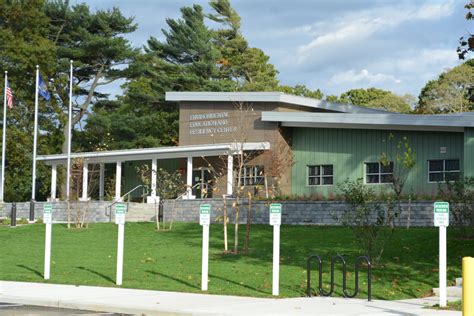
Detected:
[0,222,471,299]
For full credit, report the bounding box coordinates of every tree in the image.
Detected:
[136,164,185,230]
[366,93,414,113]
[380,134,416,228]
[0,0,58,201]
[416,60,474,113]
[336,179,394,262]
[83,1,280,152]
[339,88,390,105]
[333,88,413,113]
[458,2,474,60]
[44,0,139,155]
[278,84,323,99]
[209,0,279,91]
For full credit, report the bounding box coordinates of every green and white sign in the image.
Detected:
[43,203,53,224]
[115,203,127,225]
[434,202,449,227]
[199,204,211,226]
[269,203,282,226]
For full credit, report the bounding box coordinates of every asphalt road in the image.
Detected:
[0,302,129,315]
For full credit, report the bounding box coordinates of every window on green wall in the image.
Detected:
[307,165,333,186]
[428,159,460,182]
[365,162,393,184]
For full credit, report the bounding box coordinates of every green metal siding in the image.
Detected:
[123,159,180,199]
[291,128,464,197]
[464,128,474,178]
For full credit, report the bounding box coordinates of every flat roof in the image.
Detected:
[165,91,390,114]
[37,142,270,165]
[261,112,474,132]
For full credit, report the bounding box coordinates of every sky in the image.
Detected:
[79,0,471,99]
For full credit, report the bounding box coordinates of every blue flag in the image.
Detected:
[38,75,51,101]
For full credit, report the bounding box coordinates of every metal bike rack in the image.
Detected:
[307,254,372,301]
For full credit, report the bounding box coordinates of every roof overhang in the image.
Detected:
[165,91,390,114]
[261,112,474,132]
[37,142,270,165]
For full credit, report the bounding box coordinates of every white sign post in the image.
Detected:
[270,203,282,296]
[200,204,211,291]
[43,203,53,280]
[434,201,449,308]
[115,203,126,286]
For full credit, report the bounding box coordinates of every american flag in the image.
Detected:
[6,84,12,109]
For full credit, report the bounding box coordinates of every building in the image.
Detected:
[37,92,474,201]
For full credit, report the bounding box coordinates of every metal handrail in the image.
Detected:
[175,183,201,200]
[105,185,149,217]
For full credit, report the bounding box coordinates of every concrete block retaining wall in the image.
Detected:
[0,199,441,227]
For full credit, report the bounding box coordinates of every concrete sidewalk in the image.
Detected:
[0,281,461,315]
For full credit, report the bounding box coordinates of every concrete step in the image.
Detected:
[432,286,462,297]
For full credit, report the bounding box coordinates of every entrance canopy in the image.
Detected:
[37,142,270,165]
[37,142,270,202]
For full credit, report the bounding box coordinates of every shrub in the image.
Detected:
[335,179,394,263]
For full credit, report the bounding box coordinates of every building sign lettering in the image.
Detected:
[189,111,237,135]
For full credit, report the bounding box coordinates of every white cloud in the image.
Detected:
[294,1,455,64]
[329,69,401,86]
[391,49,459,73]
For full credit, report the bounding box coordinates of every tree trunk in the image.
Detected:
[245,194,252,253]
[155,200,160,231]
[234,200,240,253]
[223,196,228,251]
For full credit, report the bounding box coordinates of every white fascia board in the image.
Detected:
[37,142,271,165]
[281,121,463,132]
[37,144,232,165]
[166,91,283,103]
[165,91,388,114]
[262,112,474,131]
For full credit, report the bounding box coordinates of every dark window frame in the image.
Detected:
[307,165,334,186]
[428,159,460,183]
[365,161,394,184]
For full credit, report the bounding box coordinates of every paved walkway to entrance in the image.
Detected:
[0,281,460,315]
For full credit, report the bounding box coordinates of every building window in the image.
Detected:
[365,162,393,184]
[238,165,264,186]
[307,165,334,186]
[428,159,460,182]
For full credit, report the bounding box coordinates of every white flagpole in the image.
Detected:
[66,61,73,205]
[1,71,7,202]
[32,65,39,202]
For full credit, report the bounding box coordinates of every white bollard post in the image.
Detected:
[115,203,126,286]
[439,225,447,307]
[434,201,449,308]
[43,203,53,280]
[199,204,211,291]
[269,203,282,296]
[116,223,124,286]
[272,224,280,296]
[202,223,209,291]
[44,222,52,280]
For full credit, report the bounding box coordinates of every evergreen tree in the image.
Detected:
[0,0,58,201]
[278,84,323,99]
[44,0,139,153]
[209,0,279,91]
